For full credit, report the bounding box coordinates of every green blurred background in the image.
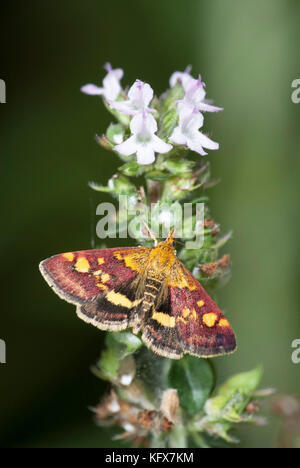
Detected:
[1,0,299,448]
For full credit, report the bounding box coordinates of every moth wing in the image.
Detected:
[170,261,237,358]
[39,246,150,330]
[142,293,184,359]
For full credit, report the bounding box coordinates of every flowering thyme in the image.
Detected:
[82,64,222,165]
[80,64,268,448]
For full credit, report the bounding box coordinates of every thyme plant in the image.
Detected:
[81,64,268,448]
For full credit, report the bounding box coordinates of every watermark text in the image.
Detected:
[291,339,300,364]
[0,339,6,364]
[291,79,300,104]
[95,196,205,249]
[0,79,6,103]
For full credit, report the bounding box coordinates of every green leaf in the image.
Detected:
[97,348,120,381]
[158,108,178,139]
[161,157,195,176]
[219,365,263,397]
[158,83,184,139]
[204,366,263,419]
[146,170,173,181]
[92,332,143,382]
[118,161,144,177]
[106,331,143,360]
[160,83,185,115]
[168,356,214,414]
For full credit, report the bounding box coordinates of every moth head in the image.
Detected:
[149,229,177,268]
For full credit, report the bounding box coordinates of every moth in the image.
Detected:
[39,231,236,359]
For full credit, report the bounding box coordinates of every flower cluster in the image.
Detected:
[81,63,222,165]
[169,67,222,156]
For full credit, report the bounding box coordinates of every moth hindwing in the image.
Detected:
[39,235,236,359]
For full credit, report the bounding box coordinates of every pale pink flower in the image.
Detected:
[109,80,156,116]
[170,67,223,113]
[169,66,194,91]
[81,63,123,101]
[170,105,219,156]
[180,76,223,113]
[115,111,172,165]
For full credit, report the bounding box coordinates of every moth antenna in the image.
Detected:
[141,220,158,246]
[174,239,185,246]
[165,228,176,245]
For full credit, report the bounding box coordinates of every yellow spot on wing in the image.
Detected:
[219,318,230,328]
[113,249,149,273]
[203,313,218,327]
[182,308,197,320]
[197,300,205,308]
[191,308,197,320]
[97,258,105,265]
[75,257,90,273]
[93,270,103,276]
[152,312,175,328]
[106,290,140,309]
[62,252,74,262]
[96,283,108,290]
[101,273,110,283]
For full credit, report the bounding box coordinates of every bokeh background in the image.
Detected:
[1,0,299,448]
